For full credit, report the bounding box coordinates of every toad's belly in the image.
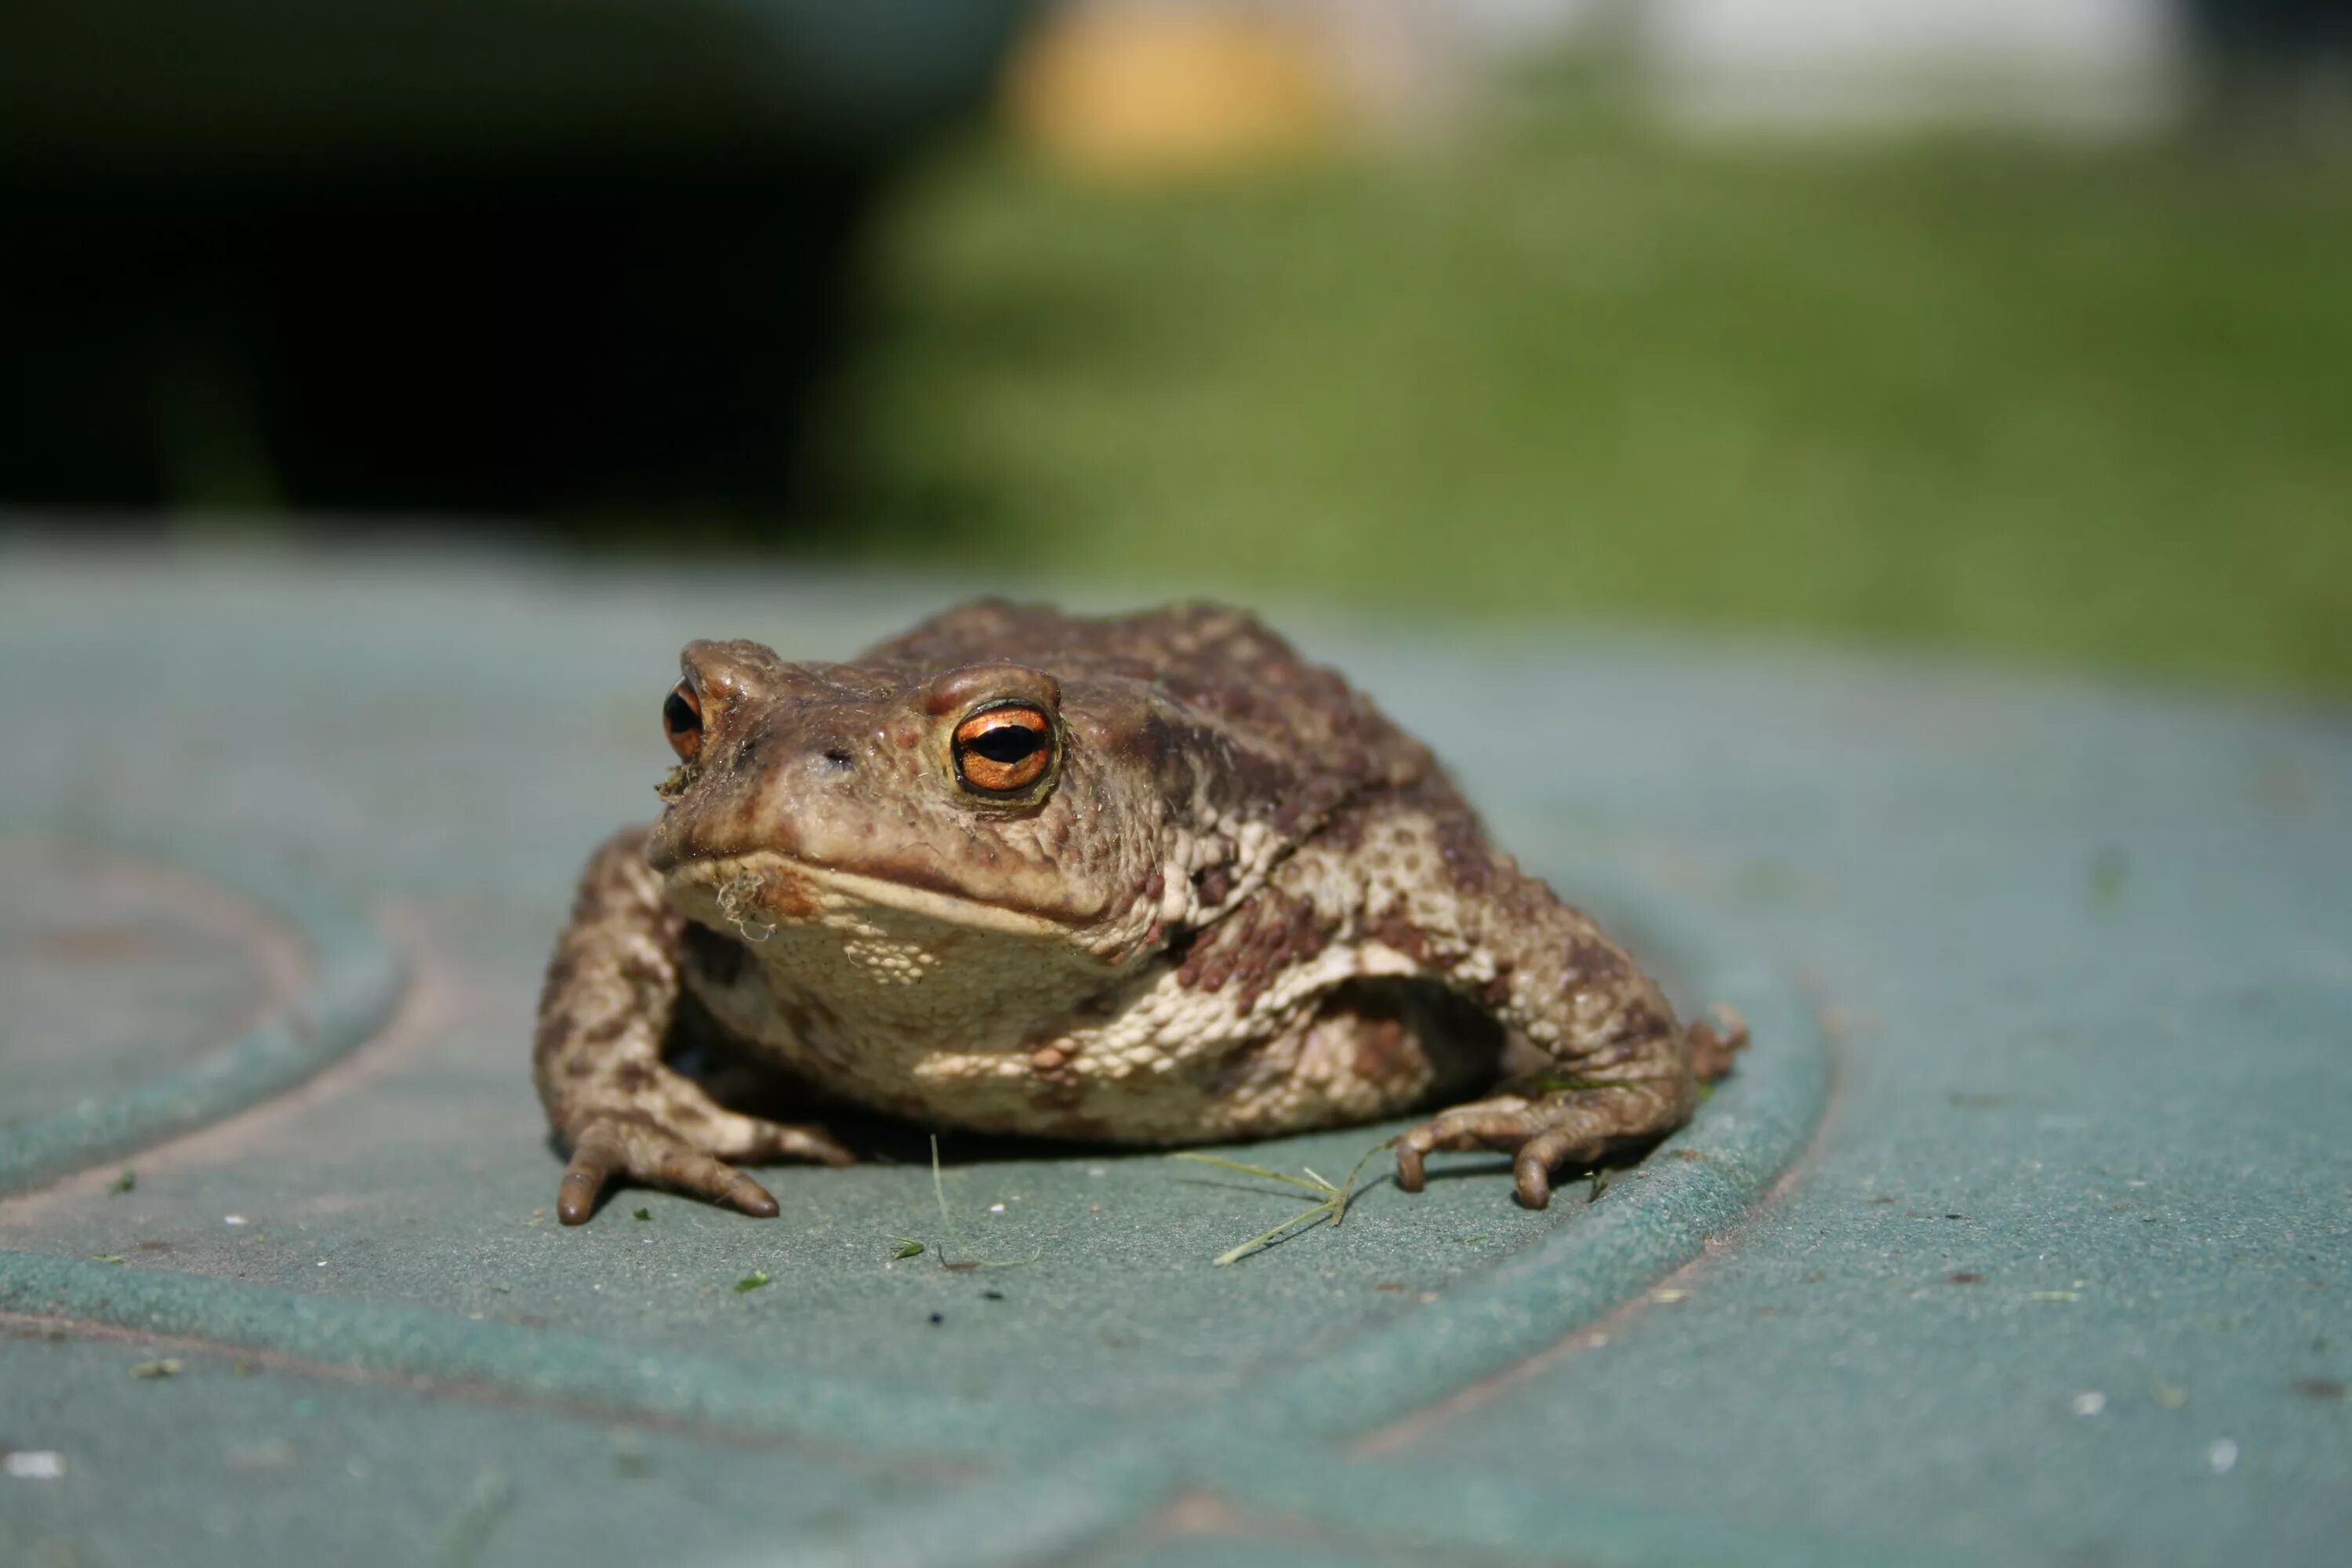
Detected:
[684,932,1489,1142]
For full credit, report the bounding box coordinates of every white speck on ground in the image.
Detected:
[5,1451,66,1480]
[223,1215,248,1225]
[2208,1439,2238,1475]
[2074,1392,2107,1417]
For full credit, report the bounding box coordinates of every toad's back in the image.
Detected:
[855,599,1436,801]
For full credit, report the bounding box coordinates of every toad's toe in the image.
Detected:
[557,1116,780,1224]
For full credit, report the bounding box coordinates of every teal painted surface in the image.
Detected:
[0,833,403,1198]
[1385,771,2352,1566]
[0,546,2346,1566]
[0,1330,955,1568]
[0,841,270,1131]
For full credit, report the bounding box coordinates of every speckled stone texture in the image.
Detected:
[0,541,2344,1567]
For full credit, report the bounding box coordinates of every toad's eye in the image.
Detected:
[953,703,1054,797]
[662,681,703,762]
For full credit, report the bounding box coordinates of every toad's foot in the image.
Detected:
[557,1111,853,1225]
[1686,1004,1751,1082]
[1393,1075,1690,1210]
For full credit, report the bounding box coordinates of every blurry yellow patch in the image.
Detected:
[1004,3,1344,180]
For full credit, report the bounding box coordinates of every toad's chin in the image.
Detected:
[663,849,1076,941]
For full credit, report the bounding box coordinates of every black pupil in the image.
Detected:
[966,724,1040,764]
[663,690,700,736]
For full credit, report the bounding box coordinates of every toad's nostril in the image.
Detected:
[821,748,855,771]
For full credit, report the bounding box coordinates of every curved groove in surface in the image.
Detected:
[0,836,408,1196]
[0,865,1817,1487]
[0,1252,1051,1461]
[1218,869,1833,1440]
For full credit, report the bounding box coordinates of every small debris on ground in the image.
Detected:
[434,1469,514,1568]
[632,1208,652,1221]
[913,1135,1041,1271]
[225,1439,298,1471]
[131,1358,182,1379]
[1170,1138,1393,1266]
[111,1169,136,1194]
[4,1450,66,1480]
[2089,845,2130,910]
[732,1271,771,1294]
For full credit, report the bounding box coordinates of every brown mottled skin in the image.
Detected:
[535,601,1744,1224]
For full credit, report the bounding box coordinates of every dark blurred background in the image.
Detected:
[4,0,2349,695]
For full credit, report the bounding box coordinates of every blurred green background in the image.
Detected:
[5,2,2349,699]
[815,105,2352,698]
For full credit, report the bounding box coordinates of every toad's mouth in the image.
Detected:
[663,849,1081,940]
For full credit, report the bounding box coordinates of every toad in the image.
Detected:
[534,601,1742,1223]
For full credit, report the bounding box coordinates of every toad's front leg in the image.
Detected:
[1387,854,1746,1208]
[534,829,852,1224]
